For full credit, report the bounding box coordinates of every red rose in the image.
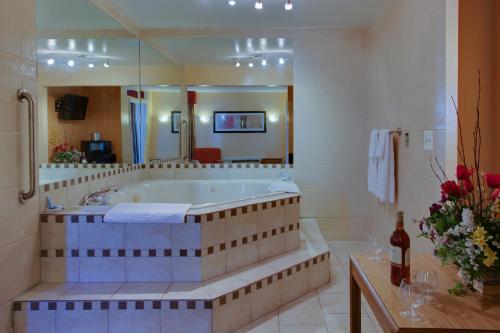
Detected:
[441,180,462,199]
[492,189,500,200]
[456,165,474,180]
[463,178,474,193]
[485,174,500,189]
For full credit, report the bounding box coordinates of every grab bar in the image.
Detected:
[17,89,36,204]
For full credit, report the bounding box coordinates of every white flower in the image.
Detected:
[461,208,475,229]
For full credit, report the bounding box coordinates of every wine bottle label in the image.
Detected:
[390,245,401,265]
[404,248,410,267]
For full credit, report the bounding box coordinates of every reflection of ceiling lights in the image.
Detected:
[235,61,241,68]
[104,61,111,68]
[285,0,293,10]
[88,63,95,68]
[279,57,285,65]
[67,60,75,67]
[248,62,254,68]
[47,58,55,65]
[255,0,263,10]
[228,0,236,6]
[261,59,267,66]
[233,53,289,68]
[232,0,291,10]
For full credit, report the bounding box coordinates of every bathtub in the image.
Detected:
[106,179,297,210]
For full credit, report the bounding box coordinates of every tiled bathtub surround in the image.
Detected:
[40,195,301,283]
[14,220,330,333]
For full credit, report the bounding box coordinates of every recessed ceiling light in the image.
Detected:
[261,59,267,66]
[104,61,110,68]
[47,58,55,65]
[88,63,95,68]
[67,60,75,67]
[228,0,236,6]
[235,61,241,68]
[285,0,293,11]
[279,58,285,65]
[249,62,254,68]
[255,0,263,10]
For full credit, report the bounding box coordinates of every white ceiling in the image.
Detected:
[108,0,390,29]
[154,37,293,66]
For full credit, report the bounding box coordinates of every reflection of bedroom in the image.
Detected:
[190,86,292,164]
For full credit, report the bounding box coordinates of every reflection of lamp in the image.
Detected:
[268,114,279,123]
[159,115,169,123]
[199,115,210,124]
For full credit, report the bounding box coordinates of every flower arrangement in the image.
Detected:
[50,142,82,163]
[416,73,499,295]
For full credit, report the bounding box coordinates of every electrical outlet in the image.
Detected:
[424,130,433,151]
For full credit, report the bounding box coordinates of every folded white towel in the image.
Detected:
[103,203,192,224]
[268,182,302,195]
[368,130,379,194]
[375,129,395,204]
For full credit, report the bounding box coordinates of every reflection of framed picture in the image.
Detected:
[213,111,266,133]
[171,111,181,133]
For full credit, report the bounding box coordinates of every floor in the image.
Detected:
[236,241,382,333]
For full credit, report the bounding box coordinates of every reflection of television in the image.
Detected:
[55,94,89,120]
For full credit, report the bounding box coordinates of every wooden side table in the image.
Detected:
[349,254,500,333]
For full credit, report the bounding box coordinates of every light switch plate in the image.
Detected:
[424,130,433,151]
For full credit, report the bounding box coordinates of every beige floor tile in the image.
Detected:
[280,325,329,333]
[235,311,279,333]
[279,293,324,326]
[324,314,376,333]
[318,293,366,314]
[317,278,349,294]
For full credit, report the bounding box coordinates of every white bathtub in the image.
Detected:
[106,179,297,210]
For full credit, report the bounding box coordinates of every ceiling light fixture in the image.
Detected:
[261,59,267,66]
[228,0,236,6]
[249,62,254,68]
[285,0,293,10]
[104,61,110,68]
[279,57,285,65]
[67,60,75,67]
[255,0,263,10]
[47,58,55,65]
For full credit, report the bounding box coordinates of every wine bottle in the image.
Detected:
[390,211,410,286]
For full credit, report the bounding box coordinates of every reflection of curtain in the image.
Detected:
[130,101,148,163]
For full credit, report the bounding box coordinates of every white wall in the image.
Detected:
[148,90,182,160]
[366,0,447,252]
[0,0,40,330]
[194,90,287,161]
[292,29,369,240]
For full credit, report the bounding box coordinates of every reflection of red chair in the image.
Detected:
[193,148,222,163]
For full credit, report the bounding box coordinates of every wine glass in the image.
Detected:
[398,278,422,321]
[367,234,383,262]
[415,270,439,304]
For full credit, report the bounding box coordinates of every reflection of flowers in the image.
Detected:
[484,246,498,267]
[50,142,81,163]
[472,227,487,250]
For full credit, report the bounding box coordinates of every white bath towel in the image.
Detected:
[103,203,192,224]
[375,129,395,204]
[268,182,302,195]
[367,130,379,194]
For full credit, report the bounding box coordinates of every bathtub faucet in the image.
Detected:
[81,186,118,206]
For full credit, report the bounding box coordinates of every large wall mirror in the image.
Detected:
[36,0,294,186]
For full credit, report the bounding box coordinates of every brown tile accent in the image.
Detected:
[231,240,237,248]
[245,286,251,295]
[305,261,310,268]
[83,302,92,310]
[40,250,48,257]
[194,215,201,224]
[204,301,213,309]
[103,249,111,257]
[55,215,64,223]
[262,202,268,210]
[219,295,226,305]
[219,243,226,251]
[267,276,273,285]
[262,231,268,239]
[271,201,277,208]
[187,301,196,309]
[86,216,94,223]
[153,301,161,310]
[100,301,109,310]
[55,249,64,257]
[207,246,214,255]
[87,249,95,257]
[133,249,141,257]
[149,249,157,257]
[287,268,292,276]
[242,237,248,244]
[280,199,286,206]
[252,234,258,242]
[41,215,48,223]
[277,272,283,280]
[118,249,126,257]
[242,206,248,214]
[135,301,144,310]
[195,249,202,257]
[313,257,318,264]
[180,249,188,257]
[66,302,74,311]
[30,302,39,311]
[272,229,277,236]
[71,215,79,223]
[231,208,237,216]
[232,290,239,300]
[118,301,127,310]
[13,302,22,311]
[169,301,179,309]
[252,204,258,212]
[296,264,302,272]
[207,213,213,222]
[164,249,172,257]
[48,302,57,311]
[218,211,225,219]
[280,226,286,233]
[256,281,263,289]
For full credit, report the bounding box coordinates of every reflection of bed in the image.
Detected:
[193,148,222,163]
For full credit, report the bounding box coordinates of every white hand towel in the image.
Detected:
[368,130,379,194]
[103,203,192,224]
[268,182,302,195]
[375,129,395,204]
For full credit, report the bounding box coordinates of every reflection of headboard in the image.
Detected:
[193,148,222,163]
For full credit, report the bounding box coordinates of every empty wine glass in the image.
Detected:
[415,270,439,304]
[398,278,422,321]
[367,234,383,262]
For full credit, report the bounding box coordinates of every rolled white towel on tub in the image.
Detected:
[268,182,302,195]
[103,203,192,224]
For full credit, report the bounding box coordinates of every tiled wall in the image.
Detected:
[292,29,369,241]
[0,0,39,332]
[366,0,446,252]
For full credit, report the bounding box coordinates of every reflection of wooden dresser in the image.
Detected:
[261,158,283,164]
